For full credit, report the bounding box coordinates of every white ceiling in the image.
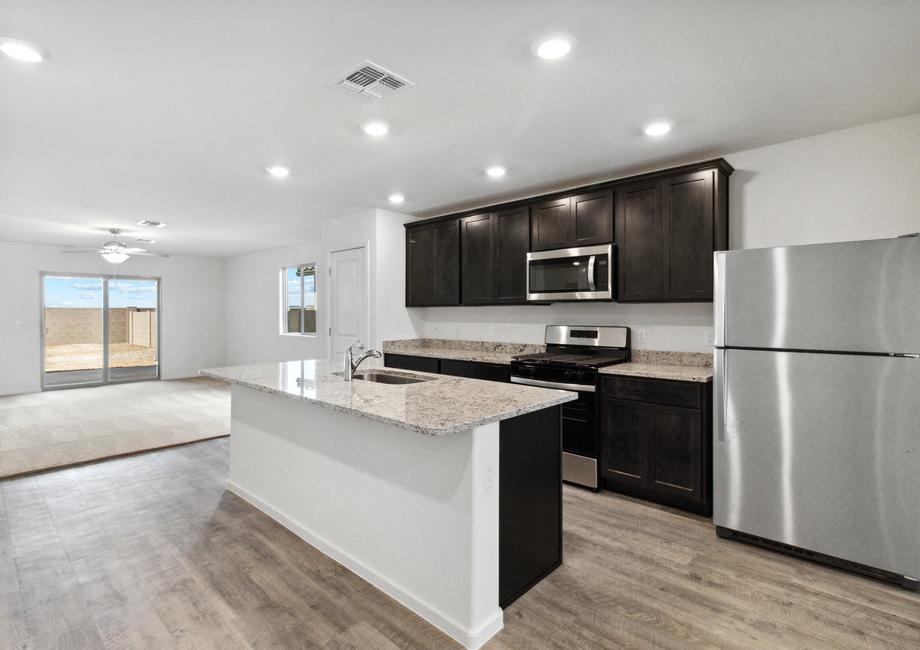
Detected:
[2,0,919,257]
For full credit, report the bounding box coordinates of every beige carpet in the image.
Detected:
[0,377,229,478]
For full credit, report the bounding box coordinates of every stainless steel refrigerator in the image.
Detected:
[713,236,920,590]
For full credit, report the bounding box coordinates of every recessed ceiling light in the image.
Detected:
[643,121,672,137]
[362,121,390,137]
[0,37,47,63]
[486,166,507,179]
[532,34,575,60]
[266,165,290,178]
[137,220,167,228]
[388,193,405,205]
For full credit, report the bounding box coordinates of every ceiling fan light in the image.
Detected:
[101,251,129,264]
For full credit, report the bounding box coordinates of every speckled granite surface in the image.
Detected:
[201,359,576,436]
[600,351,714,383]
[383,339,544,365]
[630,350,713,367]
[384,339,713,382]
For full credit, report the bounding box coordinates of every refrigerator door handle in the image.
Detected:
[714,348,727,442]
[713,252,727,347]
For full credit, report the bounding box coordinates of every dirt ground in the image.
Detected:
[45,343,158,372]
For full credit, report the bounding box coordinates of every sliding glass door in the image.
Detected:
[107,277,160,381]
[41,273,160,389]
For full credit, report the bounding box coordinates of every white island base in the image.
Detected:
[228,384,504,648]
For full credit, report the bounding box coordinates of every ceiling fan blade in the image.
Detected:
[129,251,171,257]
[60,249,105,254]
[122,247,147,253]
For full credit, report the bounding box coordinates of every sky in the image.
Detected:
[286,266,316,309]
[43,276,158,309]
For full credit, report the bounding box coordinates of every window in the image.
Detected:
[282,264,317,334]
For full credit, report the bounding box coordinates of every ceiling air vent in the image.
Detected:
[329,60,414,101]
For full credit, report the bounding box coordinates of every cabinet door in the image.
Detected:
[384,353,440,374]
[572,190,613,246]
[530,197,572,251]
[439,359,510,383]
[461,213,494,304]
[646,404,702,501]
[406,225,436,306]
[662,171,714,300]
[493,207,530,303]
[615,181,663,301]
[434,220,460,305]
[600,398,646,488]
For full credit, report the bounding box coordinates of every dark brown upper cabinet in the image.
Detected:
[406,219,460,306]
[615,166,728,302]
[530,190,613,252]
[460,213,494,305]
[663,171,716,300]
[459,207,531,305]
[492,207,530,304]
[405,158,730,306]
[615,180,663,302]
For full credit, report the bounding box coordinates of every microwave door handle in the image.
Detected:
[587,255,596,291]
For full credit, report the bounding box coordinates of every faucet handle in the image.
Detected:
[347,339,364,353]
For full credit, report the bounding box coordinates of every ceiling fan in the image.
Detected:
[61,229,170,264]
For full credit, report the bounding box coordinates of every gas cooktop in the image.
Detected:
[512,350,629,369]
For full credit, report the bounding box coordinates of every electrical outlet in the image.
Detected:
[704,331,714,345]
[636,330,648,344]
[484,462,495,490]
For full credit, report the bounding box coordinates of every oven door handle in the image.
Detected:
[587,255,596,291]
[510,376,595,393]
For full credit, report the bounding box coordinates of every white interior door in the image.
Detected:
[329,247,368,367]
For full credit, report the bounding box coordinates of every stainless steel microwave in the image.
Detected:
[526,244,613,301]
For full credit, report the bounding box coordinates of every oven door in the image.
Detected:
[510,373,600,489]
[526,244,613,301]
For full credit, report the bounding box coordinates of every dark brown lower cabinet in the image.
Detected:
[439,358,510,382]
[600,376,711,515]
[382,353,439,374]
[499,406,562,607]
[384,354,510,383]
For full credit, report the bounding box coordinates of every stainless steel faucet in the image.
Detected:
[343,340,382,381]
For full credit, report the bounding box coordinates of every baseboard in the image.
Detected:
[226,479,504,649]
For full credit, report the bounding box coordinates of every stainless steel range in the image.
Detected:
[511,325,630,489]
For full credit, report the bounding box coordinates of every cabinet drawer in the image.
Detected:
[602,376,701,409]
[384,353,440,374]
[439,359,510,383]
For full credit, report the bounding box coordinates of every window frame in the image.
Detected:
[281,263,317,337]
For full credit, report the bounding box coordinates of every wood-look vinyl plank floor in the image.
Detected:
[1,437,918,649]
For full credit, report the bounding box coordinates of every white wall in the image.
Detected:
[223,209,422,367]
[728,112,920,249]
[413,112,920,352]
[0,240,225,396]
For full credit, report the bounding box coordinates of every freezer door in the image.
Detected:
[714,237,920,353]
[714,348,920,579]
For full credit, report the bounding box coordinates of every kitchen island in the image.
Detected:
[201,360,576,649]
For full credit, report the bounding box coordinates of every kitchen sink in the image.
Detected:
[353,370,434,385]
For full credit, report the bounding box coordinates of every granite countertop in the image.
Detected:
[201,359,576,436]
[599,351,714,383]
[383,339,544,365]
[385,339,714,383]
